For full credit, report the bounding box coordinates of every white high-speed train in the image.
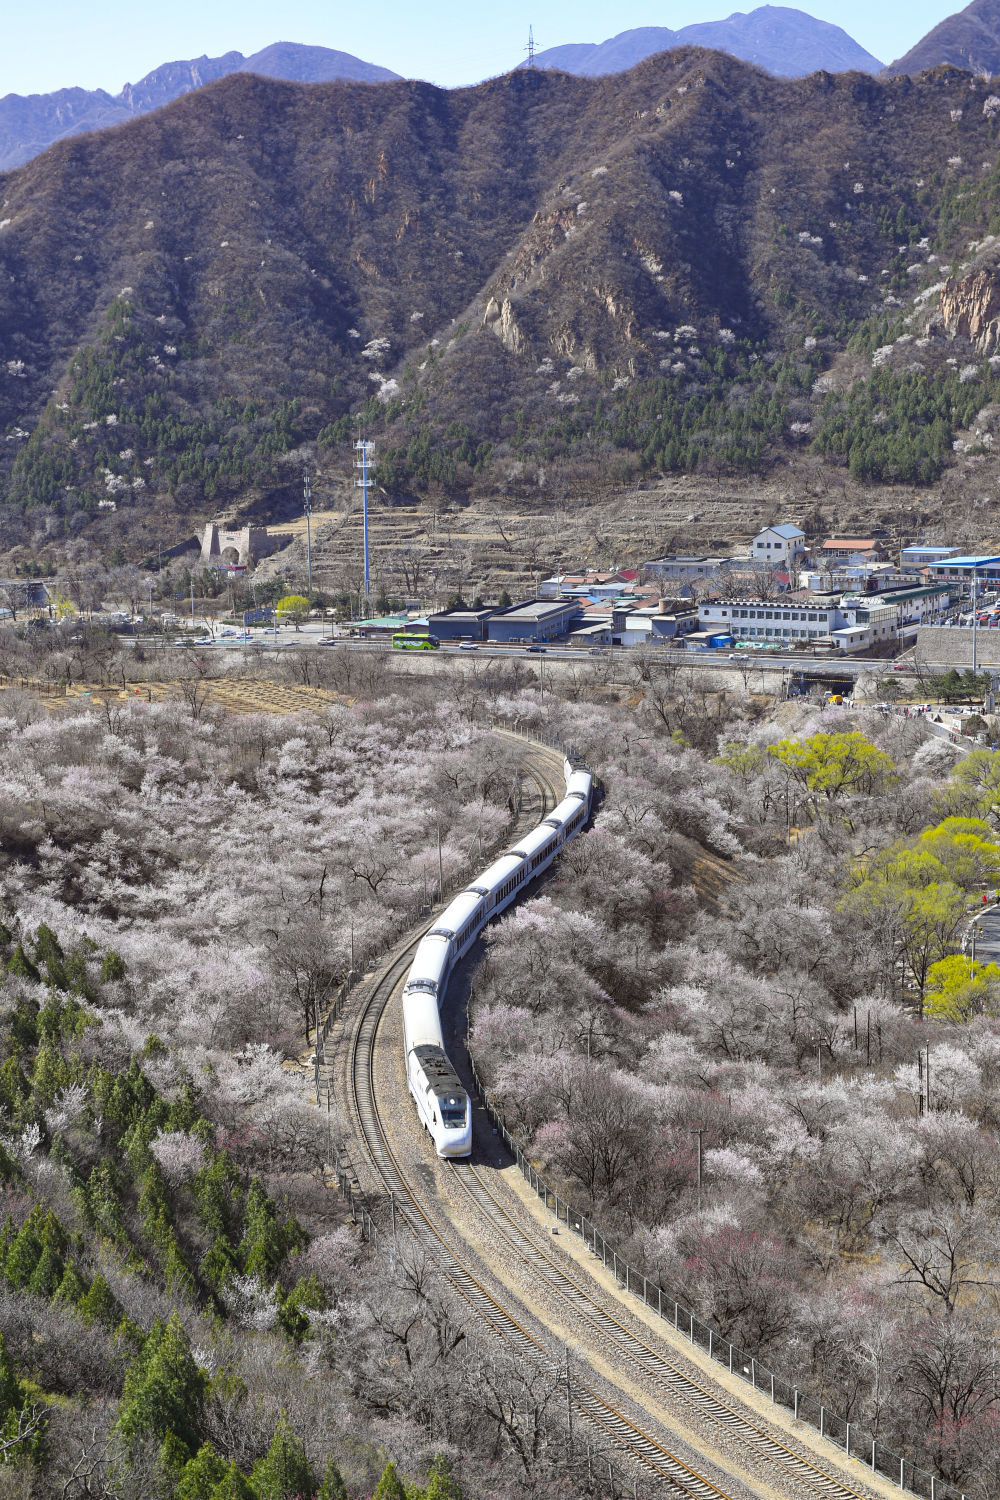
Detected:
[402,756,594,1157]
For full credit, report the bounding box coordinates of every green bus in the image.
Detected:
[392,632,439,651]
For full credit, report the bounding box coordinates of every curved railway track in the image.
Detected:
[343,735,884,1500]
[348,910,736,1498]
[449,1162,870,1500]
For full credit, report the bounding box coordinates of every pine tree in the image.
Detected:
[4,1208,44,1288]
[7,944,40,982]
[250,1414,316,1500]
[76,1270,121,1327]
[317,1458,348,1500]
[177,1442,228,1500]
[53,1260,88,1308]
[372,1460,407,1500]
[27,1242,64,1299]
[117,1311,207,1455]
[200,1235,239,1290]
[424,1456,462,1500]
[238,1181,287,1281]
[209,1462,255,1500]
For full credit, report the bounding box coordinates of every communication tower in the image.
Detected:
[353,436,375,604]
[525,26,536,66]
[303,472,312,597]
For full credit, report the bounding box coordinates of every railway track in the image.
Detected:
[450,1162,871,1500]
[342,735,885,1500]
[348,911,737,1498]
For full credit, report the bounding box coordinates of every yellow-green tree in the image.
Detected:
[925,954,1000,1021]
[767,731,896,800]
[275,595,310,629]
[936,748,1000,819]
[916,818,1000,892]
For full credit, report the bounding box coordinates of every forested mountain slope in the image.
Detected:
[6,53,1000,558]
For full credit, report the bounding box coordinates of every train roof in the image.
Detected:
[412,1044,468,1105]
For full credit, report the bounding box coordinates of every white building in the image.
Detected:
[751,523,806,566]
[698,597,897,652]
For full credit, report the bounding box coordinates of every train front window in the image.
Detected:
[441,1099,466,1127]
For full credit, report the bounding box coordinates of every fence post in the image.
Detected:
[643,1276,647,1305]
[689,1312,694,1343]
[820,1407,825,1438]
[846,1422,850,1455]
[751,1358,756,1388]
[658,1287,662,1317]
[708,1330,713,1359]
[729,1344,734,1374]
[871,1441,876,1471]
[770,1373,775,1402]
[899,1458,904,1489]
[794,1390,799,1420]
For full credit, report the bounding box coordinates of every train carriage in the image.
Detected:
[401,755,593,1157]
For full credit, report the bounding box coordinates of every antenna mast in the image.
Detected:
[526,25,536,66]
[353,434,374,606]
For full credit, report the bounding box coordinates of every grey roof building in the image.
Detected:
[487,599,580,643]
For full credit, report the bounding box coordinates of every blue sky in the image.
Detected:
[0,0,966,96]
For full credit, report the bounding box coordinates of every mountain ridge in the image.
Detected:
[4,53,1000,562]
[886,0,1000,75]
[525,7,884,79]
[0,41,399,170]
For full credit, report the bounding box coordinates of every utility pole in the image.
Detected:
[303,472,313,598]
[694,1128,704,1211]
[526,25,537,65]
[973,571,979,674]
[565,1346,573,1455]
[437,821,444,902]
[353,434,374,608]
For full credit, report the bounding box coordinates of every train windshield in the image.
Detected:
[441,1098,467,1127]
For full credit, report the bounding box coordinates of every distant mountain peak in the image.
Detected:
[523,6,883,79]
[886,0,1000,76]
[0,42,400,171]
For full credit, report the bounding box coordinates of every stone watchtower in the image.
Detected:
[199,523,293,569]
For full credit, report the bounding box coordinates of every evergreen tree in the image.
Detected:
[424,1456,462,1500]
[5,1208,44,1288]
[77,1272,122,1329]
[317,1458,348,1500]
[100,951,127,983]
[200,1235,239,1290]
[7,945,40,982]
[209,1462,255,1500]
[27,1242,64,1299]
[117,1311,207,1455]
[53,1260,88,1308]
[238,1180,292,1281]
[372,1461,407,1500]
[177,1442,228,1500]
[250,1414,316,1500]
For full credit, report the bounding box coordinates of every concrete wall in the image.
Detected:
[916,625,1000,667]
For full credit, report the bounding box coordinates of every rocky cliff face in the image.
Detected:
[941,268,1000,351]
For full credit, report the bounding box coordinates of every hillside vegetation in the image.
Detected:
[7,55,1000,557]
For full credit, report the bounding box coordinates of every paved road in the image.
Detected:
[968,903,1000,966]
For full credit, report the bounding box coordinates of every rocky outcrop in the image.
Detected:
[941,268,1000,352]
[482,296,526,355]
